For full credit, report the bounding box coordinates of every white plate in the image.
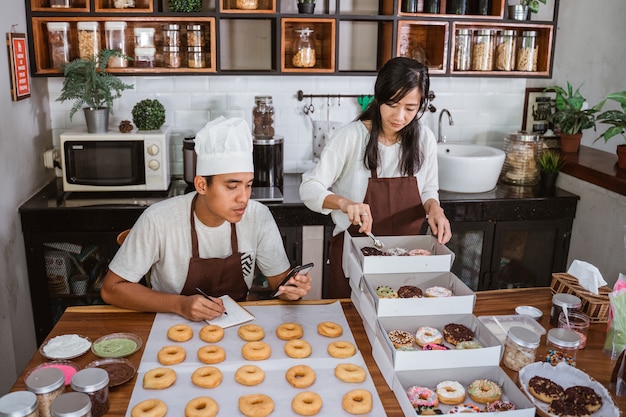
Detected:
[91,332,142,358]
[40,334,92,360]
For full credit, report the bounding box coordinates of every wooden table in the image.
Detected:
[10,288,625,416]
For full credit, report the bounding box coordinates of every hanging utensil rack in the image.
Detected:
[296,90,437,112]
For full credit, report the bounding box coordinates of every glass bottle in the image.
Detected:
[545,328,580,367]
[49,393,91,417]
[500,132,542,185]
[401,0,418,13]
[104,21,128,67]
[502,326,540,371]
[454,29,472,71]
[163,24,180,48]
[236,0,258,9]
[187,46,205,68]
[252,96,275,138]
[186,24,205,48]
[292,27,316,68]
[50,0,72,7]
[26,367,64,417]
[494,29,516,71]
[471,29,495,71]
[77,22,100,60]
[46,22,71,69]
[163,46,181,68]
[70,368,109,417]
[517,30,538,71]
[0,391,39,417]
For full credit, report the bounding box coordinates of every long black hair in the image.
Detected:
[358,57,430,176]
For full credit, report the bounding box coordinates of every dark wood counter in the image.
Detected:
[561,145,626,196]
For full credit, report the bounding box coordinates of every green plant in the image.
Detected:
[594,90,626,144]
[544,82,604,135]
[169,0,202,12]
[56,49,133,120]
[132,99,166,130]
[521,0,546,14]
[537,150,565,173]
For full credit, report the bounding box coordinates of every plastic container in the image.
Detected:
[495,29,516,71]
[187,46,205,68]
[292,27,316,68]
[478,314,546,344]
[252,96,275,138]
[70,369,109,417]
[134,47,156,68]
[502,326,540,371]
[517,30,538,72]
[186,25,204,48]
[163,46,181,68]
[49,393,91,417]
[454,29,472,71]
[134,27,155,48]
[236,0,258,9]
[0,391,39,417]
[500,131,542,186]
[545,327,580,367]
[550,293,582,327]
[471,29,494,71]
[25,367,65,417]
[104,22,128,68]
[163,24,180,48]
[558,310,589,349]
[46,22,71,69]
[77,22,100,60]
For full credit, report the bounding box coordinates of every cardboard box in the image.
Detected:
[550,272,610,323]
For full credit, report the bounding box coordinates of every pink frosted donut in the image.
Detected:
[485,400,516,412]
[449,403,481,413]
[424,286,452,297]
[409,248,431,256]
[415,326,443,347]
[406,386,438,409]
[422,343,449,351]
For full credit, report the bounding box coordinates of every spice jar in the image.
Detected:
[236,0,258,9]
[77,22,100,60]
[70,369,108,417]
[558,311,590,349]
[516,30,538,71]
[454,29,472,71]
[26,367,65,417]
[0,391,39,417]
[163,24,180,48]
[252,96,275,138]
[495,29,515,71]
[471,29,494,71]
[163,46,181,68]
[49,393,91,417]
[46,22,71,69]
[134,47,156,68]
[550,293,582,326]
[187,46,205,68]
[292,27,316,68]
[50,0,72,7]
[134,27,155,48]
[502,326,540,372]
[186,25,205,48]
[104,22,128,67]
[545,327,580,367]
[500,132,542,186]
[111,0,135,8]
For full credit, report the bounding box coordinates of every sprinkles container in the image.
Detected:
[0,391,39,417]
[25,368,64,417]
[545,327,580,367]
[70,369,108,417]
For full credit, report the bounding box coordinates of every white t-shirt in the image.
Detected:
[299,120,440,235]
[108,192,291,294]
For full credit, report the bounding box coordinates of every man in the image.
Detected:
[101,117,311,321]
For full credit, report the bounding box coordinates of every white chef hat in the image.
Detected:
[194,116,254,176]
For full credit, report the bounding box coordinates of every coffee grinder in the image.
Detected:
[251,96,283,201]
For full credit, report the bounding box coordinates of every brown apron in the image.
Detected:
[180,194,249,301]
[327,169,426,298]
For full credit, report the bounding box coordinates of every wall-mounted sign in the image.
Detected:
[6,32,31,101]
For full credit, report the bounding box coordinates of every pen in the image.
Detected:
[196,287,228,315]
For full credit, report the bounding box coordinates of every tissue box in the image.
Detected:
[550,273,610,323]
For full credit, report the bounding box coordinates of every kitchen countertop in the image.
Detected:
[561,145,626,196]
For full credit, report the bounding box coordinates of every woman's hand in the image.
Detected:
[424,199,451,244]
[339,198,373,234]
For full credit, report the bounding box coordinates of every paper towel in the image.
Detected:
[567,260,608,294]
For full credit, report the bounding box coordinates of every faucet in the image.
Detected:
[438,109,454,143]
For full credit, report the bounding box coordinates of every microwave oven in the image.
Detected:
[59,127,171,192]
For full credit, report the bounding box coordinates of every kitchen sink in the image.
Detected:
[437,143,505,193]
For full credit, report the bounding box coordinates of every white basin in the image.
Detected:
[437,143,505,193]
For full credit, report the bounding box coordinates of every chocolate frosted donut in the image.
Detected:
[361,247,384,256]
[528,376,564,403]
[548,399,590,417]
[443,323,474,345]
[398,285,423,298]
[564,385,602,413]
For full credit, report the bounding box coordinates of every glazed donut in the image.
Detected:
[284,339,312,358]
[235,365,265,386]
[406,386,438,409]
[424,286,452,297]
[397,285,423,298]
[317,321,343,338]
[415,326,443,347]
[167,324,193,342]
[131,399,167,417]
[342,389,372,415]
[448,403,481,413]
[238,394,274,417]
[143,367,176,389]
[328,341,356,358]
[564,385,602,413]
[528,375,564,403]
[197,345,226,364]
[185,397,218,417]
[242,341,271,361]
[467,379,502,404]
[435,380,466,405]
[484,400,516,412]
[157,346,186,365]
[238,324,265,341]
[286,364,316,388]
[388,330,415,349]
[199,324,224,343]
[409,248,431,256]
[276,322,304,340]
[292,392,323,416]
[443,323,474,346]
[334,363,366,383]
[191,366,222,388]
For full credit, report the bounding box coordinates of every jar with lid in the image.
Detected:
[110,0,135,8]
[502,326,540,371]
[25,367,64,417]
[500,132,542,186]
[0,391,39,417]
[292,28,316,68]
[453,29,472,71]
[236,0,258,9]
[494,29,516,71]
[545,327,580,367]
[50,0,72,7]
[186,25,205,48]
[558,310,589,349]
[134,47,156,68]
[471,29,494,71]
[104,22,128,68]
[550,293,582,326]
[77,22,100,60]
[163,46,181,68]
[516,30,538,71]
[49,393,91,417]
[252,96,275,138]
[187,47,205,68]
[134,27,155,48]
[46,22,71,69]
[70,368,108,417]
[163,24,180,48]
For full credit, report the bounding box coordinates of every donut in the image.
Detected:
[435,381,465,405]
[334,363,366,383]
[563,385,602,413]
[467,379,502,404]
[157,346,186,365]
[167,324,193,342]
[131,399,167,417]
[398,345,418,351]
[317,321,343,338]
[185,397,218,417]
[286,364,316,388]
[415,326,443,347]
[549,399,591,417]
[191,366,222,388]
[424,286,452,297]
[455,340,482,349]
[484,400,516,412]
[409,248,431,256]
[284,339,312,358]
[328,341,356,358]
[397,285,423,298]
[415,406,443,415]
[422,343,449,351]
[528,375,564,403]
[406,386,438,409]
[143,367,176,389]
[235,365,265,386]
[292,392,322,416]
[199,324,224,343]
[361,247,384,256]
[242,341,271,361]
[276,322,304,340]
[375,285,398,298]
[238,394,274,417]
[342,389,372,415]
[238,324,265,341]
[443,323,474,345]
[388,330,415,349]
[448,404,481,413]
[197,345,226,364]
[384,247,410,256]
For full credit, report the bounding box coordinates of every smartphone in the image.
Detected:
[273,263,314,297]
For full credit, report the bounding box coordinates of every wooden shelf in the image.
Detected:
[397,20,448,74]
[281,18,336,73]
[94,0,153,13]
[220,0,276,13]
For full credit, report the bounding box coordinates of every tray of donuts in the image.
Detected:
[518,362,620,417]
[392,365,537,416]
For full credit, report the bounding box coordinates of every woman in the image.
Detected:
[299,57,451,298]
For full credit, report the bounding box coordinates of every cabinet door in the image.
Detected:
[447,221,494,291]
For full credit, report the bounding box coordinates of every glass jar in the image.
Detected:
[104,21,128,67]
[0,391,39,417]
[163,24,180,48]
[494,29,516,71]
[46,22,71,69]
[292,27,316,68]
[26,367,64,417]
[186,25,205,48]
[471,29,494,71]
[163,46,181,68]
[77,22,100,60]
[401,0,418,13]
[49,393,91,417]
[134,47,156,68]
[187,46,205,68]
[502,326,540,372]
[500,132,542,186]
[252,96,275,138]
[550,293,582,326]
[545,327,580,367]
[454,29,472,71]
[423,0,440,13]
[236,0,258,10]
[50,0,72,7]
[134,27,155,48]
[558,311,590,349]
[516,30,538,72]
[70,369,108,417]
[111,0,135,8]
[447,0,469,14]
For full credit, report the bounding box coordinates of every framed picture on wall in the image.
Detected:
[522,87,556,134]
[6,32,31,101]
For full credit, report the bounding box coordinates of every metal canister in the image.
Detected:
[500,132,542,186]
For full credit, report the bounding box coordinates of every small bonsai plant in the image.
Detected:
[544,82,604,135]
[169,0,202,12]
[537,150,565,174]
[594,90,626,144]
[132,99,166,130]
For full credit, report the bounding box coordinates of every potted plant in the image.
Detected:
[132,99,166,131]
[544,82,604,153]
[509,0,545,20]
[594,90,626,169]
[537,149,565,193]
[169,0,202,12]
[297,0,315,14]
[56,49,134,133]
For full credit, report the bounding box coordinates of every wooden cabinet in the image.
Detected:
[25,0,559,77]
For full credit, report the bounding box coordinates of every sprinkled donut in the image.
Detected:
[375,285,398,298]
[443,323,474,346]
[528,375,564,403]
[424,286,452,297]
[397,285,423,298]
[415,326,443,347]
[448,403,481,413]
[564,385,602,413]
[422,343,449,351]
[406,386,438,409]
[388,330,415,349]
[484,400,516,412]
[455,340,482,350]
[467,379,502,404]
